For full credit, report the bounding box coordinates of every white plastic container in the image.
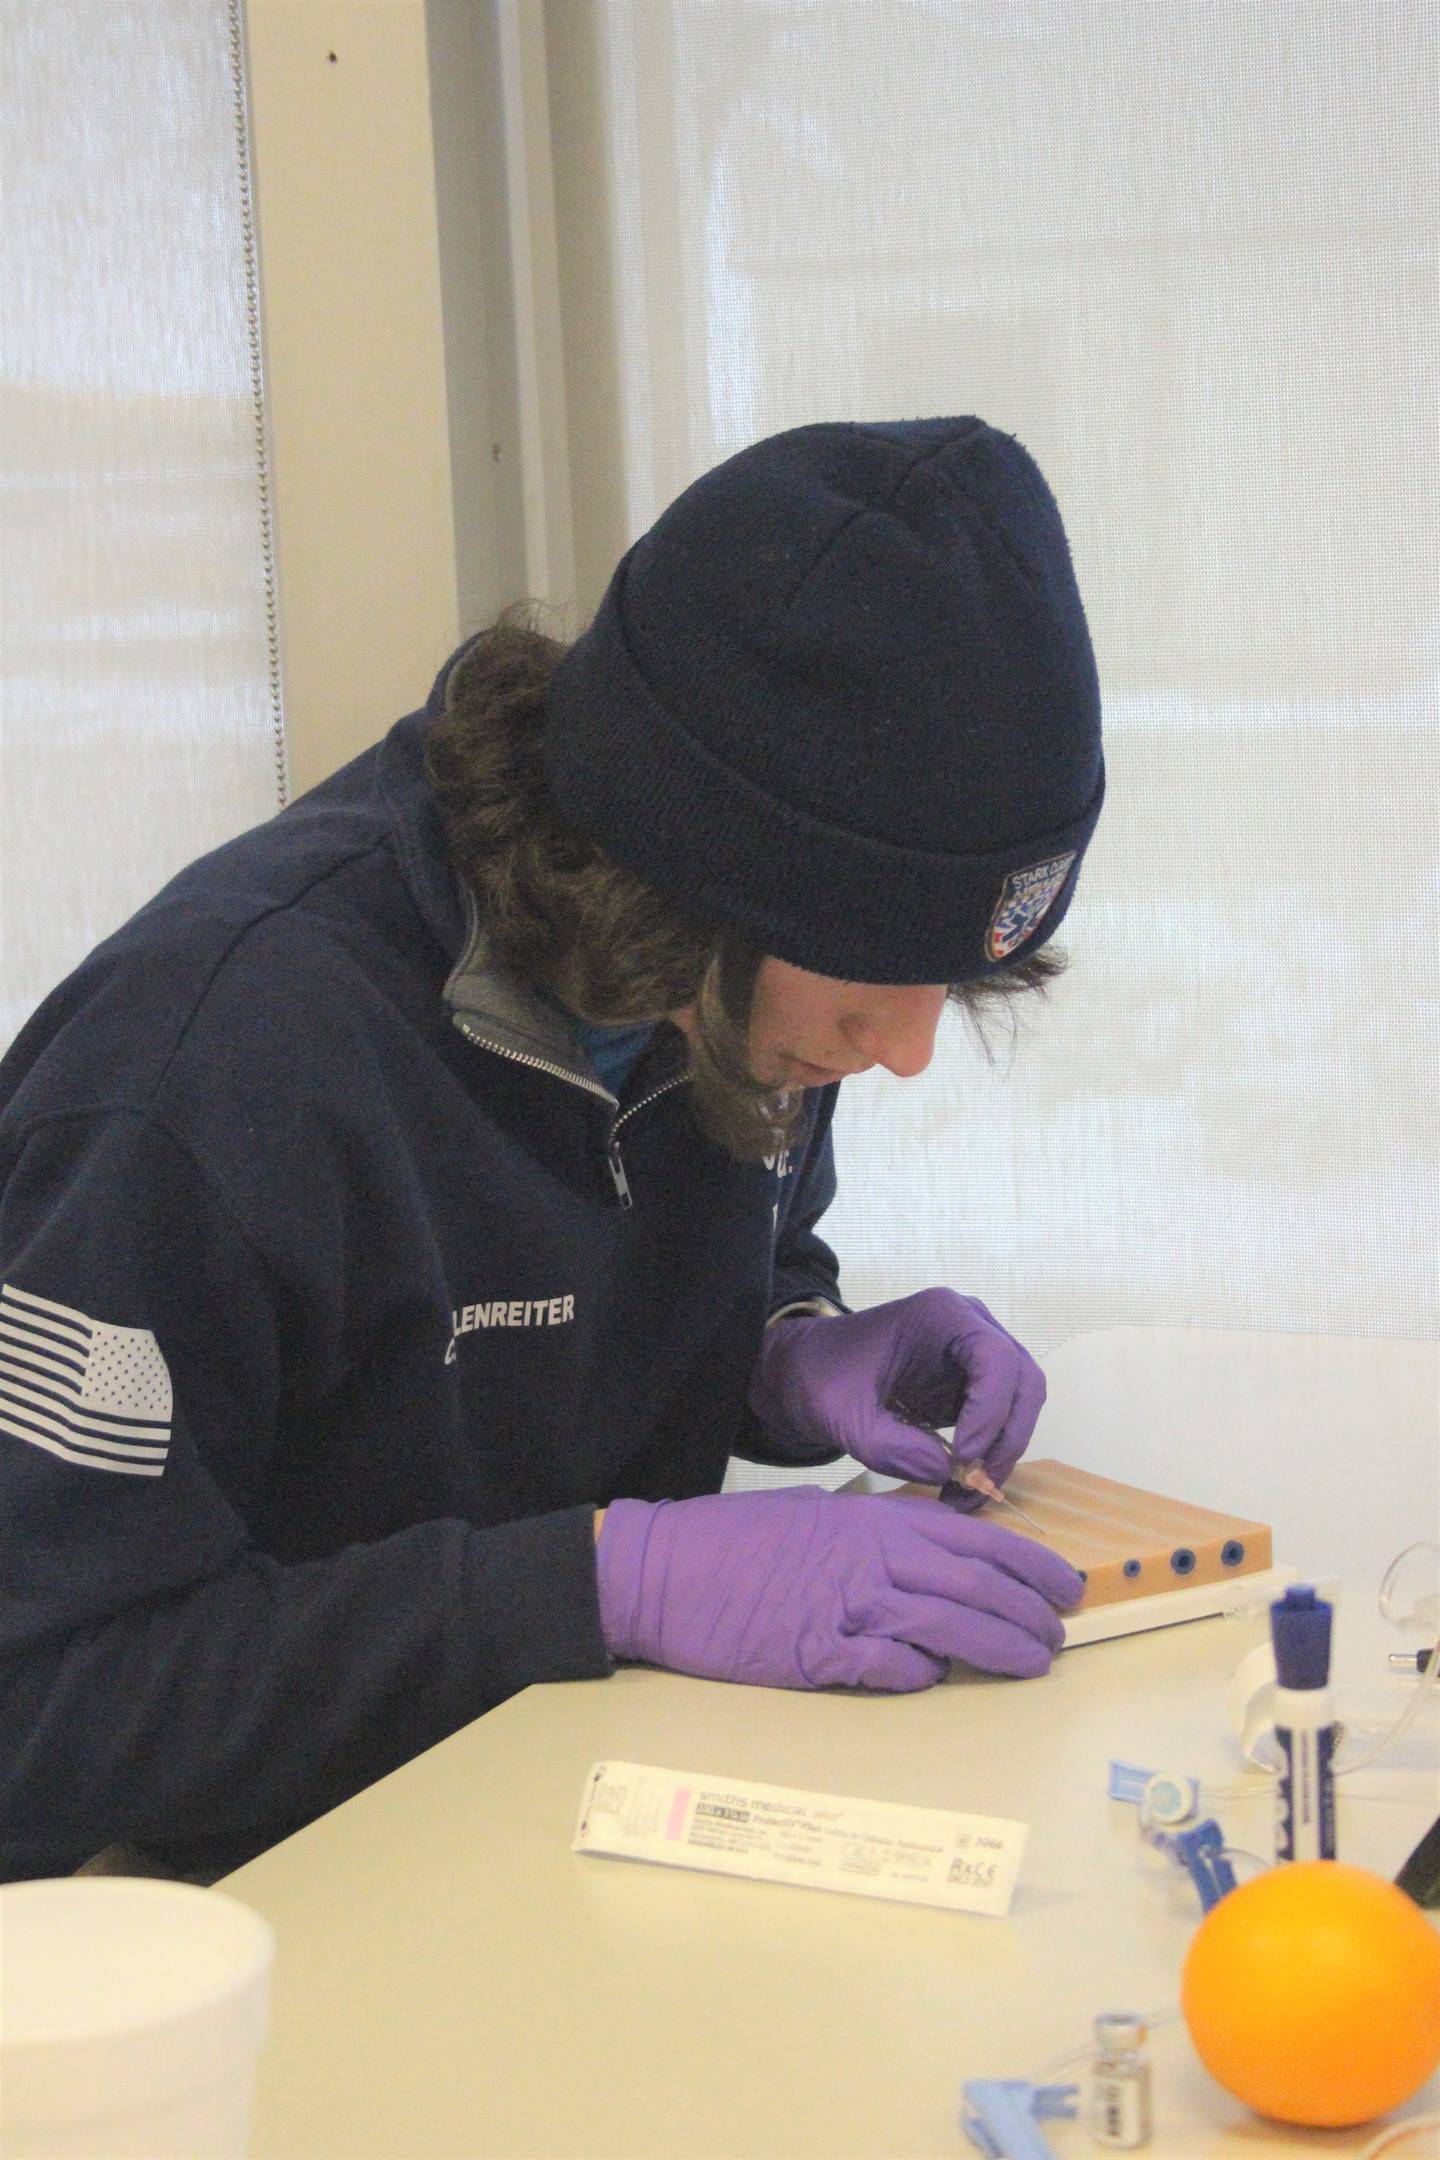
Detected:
[0,1878,275,2160]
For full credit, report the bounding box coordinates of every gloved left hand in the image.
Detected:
[748,1286,1045,1498]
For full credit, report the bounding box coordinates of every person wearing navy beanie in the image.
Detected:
[0,416,1102,1881]
[543,415,1103,986]
[533,416,1103,1698]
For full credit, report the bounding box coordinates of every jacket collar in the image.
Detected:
[443,890,691,1097]
[443,889,601,1088]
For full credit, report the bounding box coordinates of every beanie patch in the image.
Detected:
[985,852,1077,963]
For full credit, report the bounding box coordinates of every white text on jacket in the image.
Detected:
[454,1295,575,1333]
[445,1293,576,1364]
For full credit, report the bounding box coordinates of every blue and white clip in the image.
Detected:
[1108,1758,1199,1821]
[960,2079,1080,2159]
[1168,1818,1238,1912]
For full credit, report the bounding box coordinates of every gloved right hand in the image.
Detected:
[594,1486,1083,1692]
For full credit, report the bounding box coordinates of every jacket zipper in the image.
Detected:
[606,1074,689,1210]
[453,1016,687,1212]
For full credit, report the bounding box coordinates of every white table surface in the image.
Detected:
[224,1329,1440,2159]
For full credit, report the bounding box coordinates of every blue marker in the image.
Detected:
[1270,1585,1337,1862]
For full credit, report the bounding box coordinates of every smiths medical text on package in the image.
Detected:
[573,1760,1027,1916]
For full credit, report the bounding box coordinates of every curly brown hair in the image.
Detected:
[424,607,1066,1162]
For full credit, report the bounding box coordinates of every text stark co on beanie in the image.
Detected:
[540,416,1104,985]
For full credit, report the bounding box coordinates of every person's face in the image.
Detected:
[673,958,949,1089]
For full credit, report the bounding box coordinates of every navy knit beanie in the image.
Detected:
[540,417,1104,984]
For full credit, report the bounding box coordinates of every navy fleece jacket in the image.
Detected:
[0,657,845,1879]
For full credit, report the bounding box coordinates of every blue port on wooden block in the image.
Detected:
[913,1458,1275,1611]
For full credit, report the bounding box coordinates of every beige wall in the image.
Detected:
[246,0,581,794]
[247,0,465,794]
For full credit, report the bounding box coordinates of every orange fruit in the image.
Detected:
[1181,1860,1440,2126]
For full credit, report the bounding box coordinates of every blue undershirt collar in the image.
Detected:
[569,1015,658,1096]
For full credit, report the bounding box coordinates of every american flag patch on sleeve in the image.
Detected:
[0,1282,173,1477]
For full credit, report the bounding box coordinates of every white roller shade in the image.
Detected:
[2,0,287,1048]
[545,0,1438,1353]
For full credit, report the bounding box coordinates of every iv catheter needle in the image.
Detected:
[892,1404,1050,1536]
[956,1461,1050,1536]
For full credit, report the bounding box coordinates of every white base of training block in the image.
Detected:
[1059,1563,1299,1647]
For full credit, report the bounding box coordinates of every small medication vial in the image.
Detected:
[1090,2012,1152,2149]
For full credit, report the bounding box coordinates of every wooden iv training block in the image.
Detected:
[910,1458,1273,1612]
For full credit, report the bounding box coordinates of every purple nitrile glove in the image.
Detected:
[747,1287,1046,1502]
[595,1486,1084,1691]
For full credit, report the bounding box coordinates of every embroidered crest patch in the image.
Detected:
[985,851,1076,962]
